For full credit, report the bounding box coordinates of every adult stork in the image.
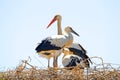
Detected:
[47,15,92,69]
[35,26,79,68]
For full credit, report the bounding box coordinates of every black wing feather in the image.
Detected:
[35,37,61,52]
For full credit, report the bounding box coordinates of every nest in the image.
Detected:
[0,56,120,80]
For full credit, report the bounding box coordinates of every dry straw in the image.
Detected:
[0,56,120,80]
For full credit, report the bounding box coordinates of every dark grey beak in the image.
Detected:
[71,29,80,36]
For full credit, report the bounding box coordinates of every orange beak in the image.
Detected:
[46,18,56,28]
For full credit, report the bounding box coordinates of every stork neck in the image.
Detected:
[65,32,73,39]
[57,20,62,35]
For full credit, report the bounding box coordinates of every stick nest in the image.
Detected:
[0,56,120,80]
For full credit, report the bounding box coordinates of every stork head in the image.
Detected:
[47,15,62,28]
[65,26,80,36]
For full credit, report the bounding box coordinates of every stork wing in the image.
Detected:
[35,35,68,52]
[68,47,92,63]
[70,42,87,54]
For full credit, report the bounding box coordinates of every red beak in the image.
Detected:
[47,18,56,28]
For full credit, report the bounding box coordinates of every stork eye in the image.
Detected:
[55,15,57,18]
[77,60,80,63]
[69,27,72,30]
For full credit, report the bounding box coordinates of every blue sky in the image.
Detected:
[0,0,120,70]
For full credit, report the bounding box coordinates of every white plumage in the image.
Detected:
[62,54,82,67]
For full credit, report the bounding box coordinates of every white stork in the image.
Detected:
[47,15,92,69]
[35,26,79,68]
[62,43,92,69]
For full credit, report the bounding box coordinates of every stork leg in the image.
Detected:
[53,50,62,68]
[48,59,50,68]
[53,56,58,67]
